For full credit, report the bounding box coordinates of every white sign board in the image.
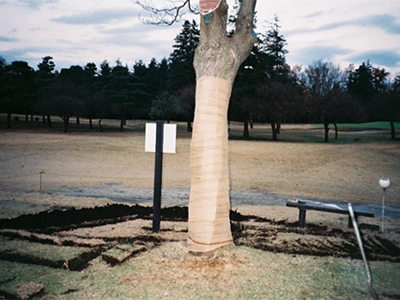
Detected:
[145,123,177,154]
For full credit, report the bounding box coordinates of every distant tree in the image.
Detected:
[36,56,56,126]
[348,61,391,122]
[107,62,134,130]
[255,80,302,140]
[0,61,36,128]
[394,75,400,92]
[0,56,6,70]
[233,15,291,139]
[368,85,400,140]
[83,62,99,90]
[168,20,199,92]
[59,65,86,124]
[85,91,112,131]
[347,62,375,105]
[80,62,108,129]
[322,87,367,139]
[149,91,175,121]
[232,46,266,139]
[60,65,84,84]
[347,62,389,101]
[39,79,86,133]
[146,58,169,96]
[261,15,289,81]
[37,56,55,74]
[302,60,360,142]
[174,84,196,131]
[99,60,112,77]
[372,66,390,93]
[131,59,160,118]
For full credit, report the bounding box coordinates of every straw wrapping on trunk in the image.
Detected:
[188,75,233,253]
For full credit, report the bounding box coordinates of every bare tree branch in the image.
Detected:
[135,0,199,25]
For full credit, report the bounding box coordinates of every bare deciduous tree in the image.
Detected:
[138,0,258,254]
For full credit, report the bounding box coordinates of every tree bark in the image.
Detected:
[271,122,278,141]
[243,117,250,139]
[186,120,193,132]
[189,0,257,254]
[63,116,69,133]
[334,123,338,140]
[324,122,330,143]
[390,120,396,140]
[99,119,103,132]
[47,115,52,127]
[6,113,11,129]
[119,116,125,131]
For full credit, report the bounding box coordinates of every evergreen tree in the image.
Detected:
[347,61,390,120]
[131,60,153,119]
[232,15,291,139]
[106,61,135,130]
[347,62,375,104]
[168,20,199,92]
[261,15,289,81]
[36,56,57,126]
[0,61,36,128]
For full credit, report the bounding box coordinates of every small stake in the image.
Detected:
[378,178,391,233]
[39,170,45,192]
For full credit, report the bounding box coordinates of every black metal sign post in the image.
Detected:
[152,120,164,233]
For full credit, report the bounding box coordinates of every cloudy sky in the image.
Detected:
[1,0,400,77]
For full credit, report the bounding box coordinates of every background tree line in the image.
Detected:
[1,18,399,139]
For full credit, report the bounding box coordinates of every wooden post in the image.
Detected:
[299,209,306,228]
[152,120,164,233]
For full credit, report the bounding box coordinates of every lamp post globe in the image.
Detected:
[379,178,391,189]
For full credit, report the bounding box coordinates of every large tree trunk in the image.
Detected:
[189,0,257,254]
[188,76,232,253]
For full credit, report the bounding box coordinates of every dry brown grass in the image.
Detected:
[1,119,399,204]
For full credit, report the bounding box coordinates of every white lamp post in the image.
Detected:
[379,178,391,232]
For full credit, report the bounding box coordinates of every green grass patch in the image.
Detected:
[0,236,90,263]
[312,121,399,131]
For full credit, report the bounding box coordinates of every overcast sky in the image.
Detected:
[1,0,400,78]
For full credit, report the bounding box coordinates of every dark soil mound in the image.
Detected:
[0,204,399,275]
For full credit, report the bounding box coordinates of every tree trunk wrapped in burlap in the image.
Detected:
[188,76,233,253]
[189,0,257,254]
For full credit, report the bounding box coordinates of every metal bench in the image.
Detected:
[286,199,375,228]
